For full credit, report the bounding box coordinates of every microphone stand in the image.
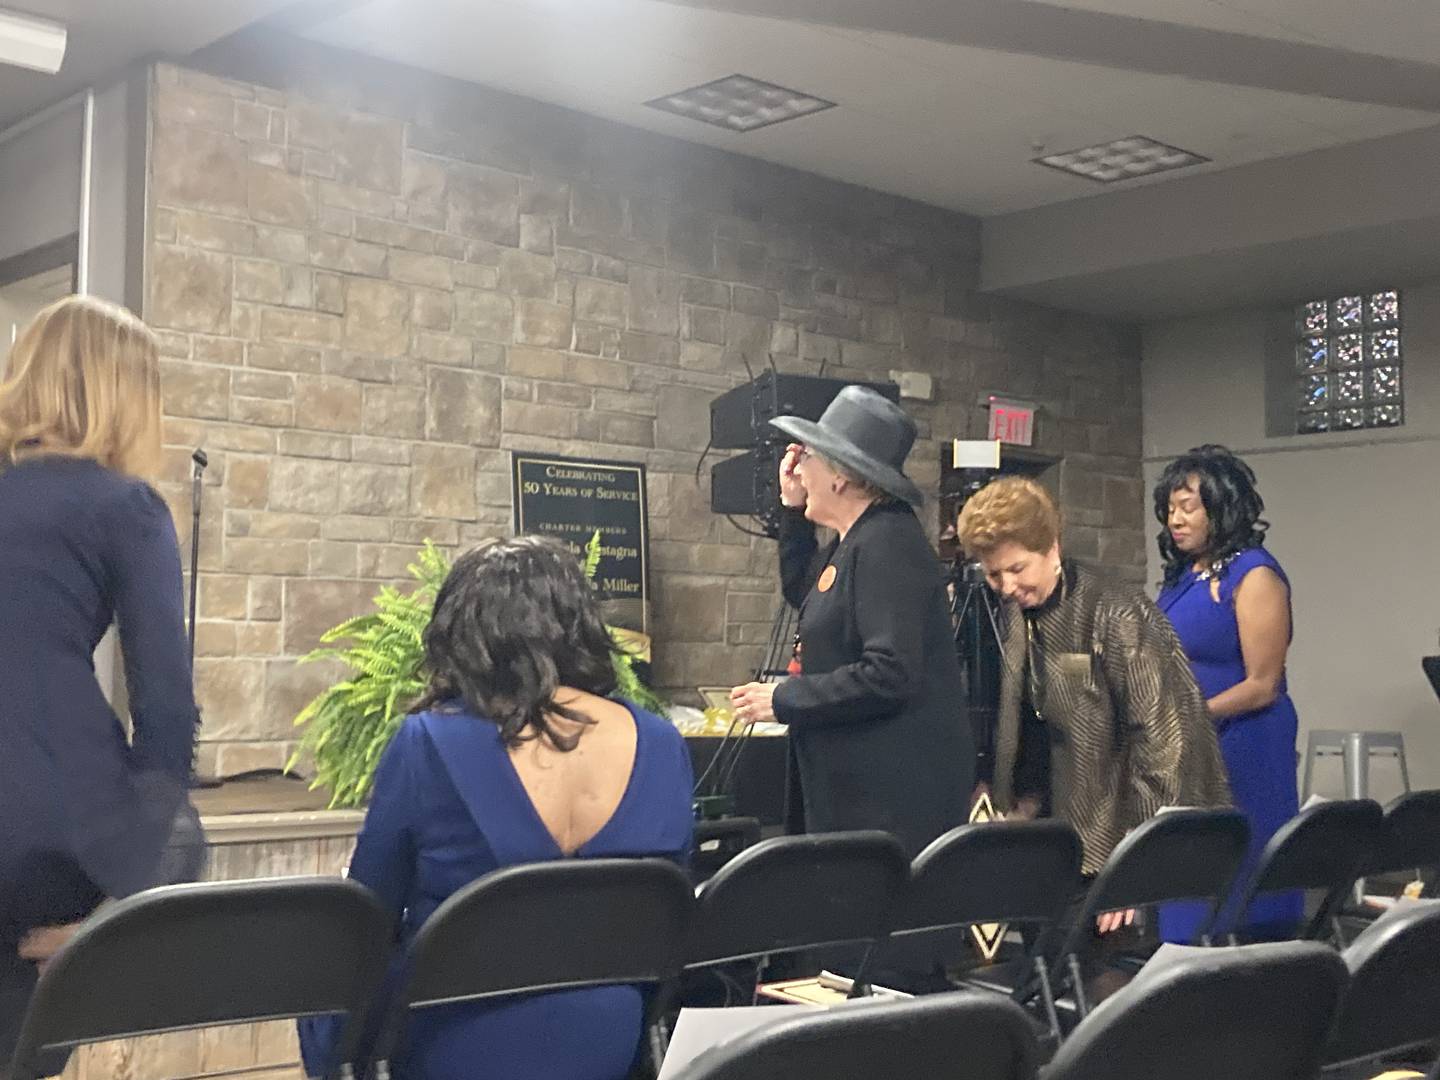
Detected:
[187,449,222,790]
[187,448,207,669]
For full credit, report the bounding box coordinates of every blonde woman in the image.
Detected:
[0,296,201,1063]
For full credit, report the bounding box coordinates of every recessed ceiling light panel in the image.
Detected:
[1034,135,1208,183]
[646,74,835,133]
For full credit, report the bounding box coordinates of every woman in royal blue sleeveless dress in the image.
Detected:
[1154,446,1302,941]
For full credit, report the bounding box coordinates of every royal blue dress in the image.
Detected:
[1157,546,1303,941]
[298,701,695,1080]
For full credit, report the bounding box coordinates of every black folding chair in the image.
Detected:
[680,831,910,998]
[1365,789,1440,880]
[1220,798,1383,943]
[1050,808,1250,1018]
[1045,941,1347,1080]
[370,858,694,1080]
[6,877,389,1080]
[1333,790,1440,942]
[670,989,1038,1080]
[855,820,1082,1041]
[1325,902,1440,1076]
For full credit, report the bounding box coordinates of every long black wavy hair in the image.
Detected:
[1153,444,1268,588]
[412,535,619,750]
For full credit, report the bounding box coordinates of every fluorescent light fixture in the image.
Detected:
[646,74,834,133]
[0,6,67,75]
[1033,135,1207,183]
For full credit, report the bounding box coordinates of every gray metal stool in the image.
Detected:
[1301,730,1411,801]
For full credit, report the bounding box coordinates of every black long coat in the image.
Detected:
[772,502,973,856]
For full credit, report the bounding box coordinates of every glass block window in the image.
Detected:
[1294,291,1402,434]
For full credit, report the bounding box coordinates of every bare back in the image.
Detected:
[506,689,638,856]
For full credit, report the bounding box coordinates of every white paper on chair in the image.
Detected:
[657,1006,808,1079]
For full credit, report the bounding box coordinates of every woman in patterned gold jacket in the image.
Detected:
[957,477,1230,879]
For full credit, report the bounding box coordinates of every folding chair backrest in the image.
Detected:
[671,989,1038,1080]
[686,831,909,967]
[370,858,693,1076]
[1240,799,1382,936]
[8,877,390,1080]
[1365,790,1440,877]
[898,820,1082,935]
[1328,902,1440,1066]
[1083,809,1250,918]
[397,858,692,1009]
[1046,942,1347,1080]
[1048,808,1248,969]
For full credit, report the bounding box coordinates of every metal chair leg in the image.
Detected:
[1033,955,1063,1044]
[1067,953,1090,1020]
[1301,734,1316,801]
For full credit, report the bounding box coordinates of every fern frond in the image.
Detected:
[583,529,603,581]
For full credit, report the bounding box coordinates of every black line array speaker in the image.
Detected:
[711,444,781,518]
[709,373,900,533]
[709,371,900,450]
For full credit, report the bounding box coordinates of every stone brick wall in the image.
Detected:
[145,43,1143,778]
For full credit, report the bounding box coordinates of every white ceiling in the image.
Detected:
[0,0,300,130]
[1040,0,1440,66]
[299,0,1440,215]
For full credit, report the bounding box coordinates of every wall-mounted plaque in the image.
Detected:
[511,452,650,633]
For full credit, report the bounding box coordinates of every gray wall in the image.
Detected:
[1142,280,1440,795]
[0,102,82,265]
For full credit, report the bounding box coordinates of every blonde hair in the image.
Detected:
[957,476,1061,557]
[0,295,162,479]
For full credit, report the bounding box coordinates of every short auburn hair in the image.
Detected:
[957,476,1060,557]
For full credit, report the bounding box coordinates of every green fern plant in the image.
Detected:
[290,533,665,807]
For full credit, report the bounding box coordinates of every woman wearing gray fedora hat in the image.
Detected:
[730,385,974,857]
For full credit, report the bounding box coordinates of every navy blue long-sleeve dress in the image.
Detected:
[0,455,200,1058]
[298,702,694,1080]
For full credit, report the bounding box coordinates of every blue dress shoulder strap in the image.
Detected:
[1219,546,1288,605]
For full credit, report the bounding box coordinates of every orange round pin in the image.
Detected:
[817,565,837,592]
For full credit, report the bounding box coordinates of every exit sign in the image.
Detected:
[986,397,1036,446]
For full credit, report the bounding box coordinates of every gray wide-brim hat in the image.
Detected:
[769,384,923,507]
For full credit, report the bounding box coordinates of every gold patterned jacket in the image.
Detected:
[992,560,1231,875]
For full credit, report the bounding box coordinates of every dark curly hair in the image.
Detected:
[1153,444,1268,588]
[412,535,618,750]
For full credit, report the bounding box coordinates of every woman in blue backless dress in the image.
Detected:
[298,536,694,1079]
